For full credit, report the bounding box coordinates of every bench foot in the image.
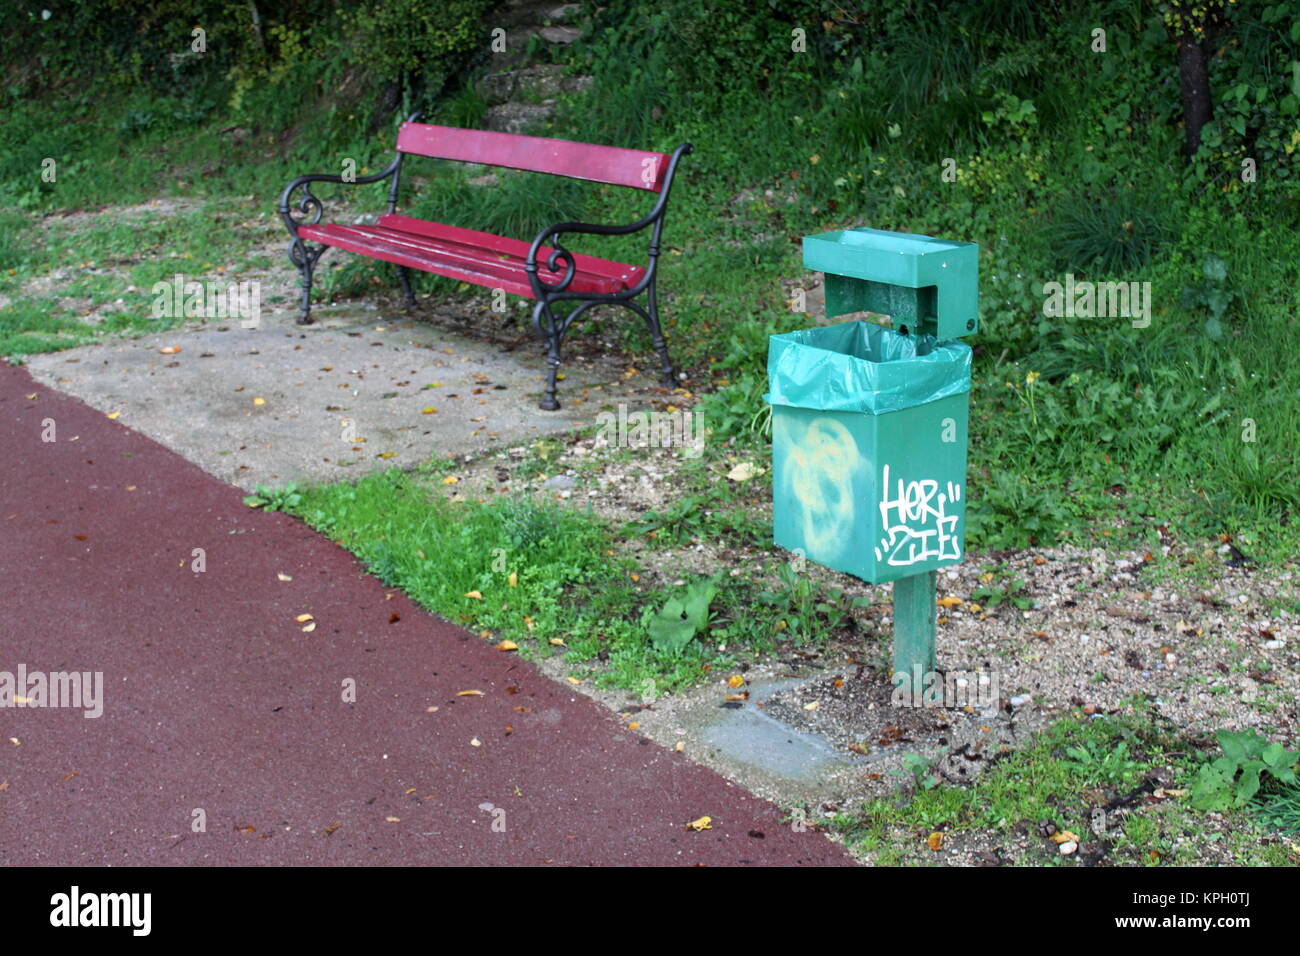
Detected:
[538,396,561,411]
[289,238,325,330]
[396,265,416,310]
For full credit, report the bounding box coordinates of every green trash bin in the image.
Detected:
[766,319,972,585]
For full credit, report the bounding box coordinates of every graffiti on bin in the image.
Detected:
[779,415,858,559]
[875,464,962,567]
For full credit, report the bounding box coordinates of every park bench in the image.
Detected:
[278,113,693,410]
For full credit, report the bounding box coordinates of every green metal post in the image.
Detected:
[892,570,936,695]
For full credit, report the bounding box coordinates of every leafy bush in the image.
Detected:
[1190,729,1299,812]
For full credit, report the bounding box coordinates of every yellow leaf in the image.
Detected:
[385,816,400,823]
[549,637,566,646]
[566,677,582,685]
[1050,830,1080,844]
[685,816,713,831]
[377,452,399,459]
[628,721,640,730]
[106,411,121,420]
[803,701,820,710]
[443,476,459,485]
[727,461,763,482]
[295,613,313,623]
[457,690,484,697]
[159,346,181,354]
[253,397,265,405]
[421,407,438,414]
[927,832,944,851]
[495,640,518,652]
[727,675,745,688]
[937,596,963,609]
[464,590,483,600]
[508,571,518,587]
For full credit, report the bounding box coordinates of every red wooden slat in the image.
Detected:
[299,223,638,297]
[378,214,643,285]
[394,122,669,192]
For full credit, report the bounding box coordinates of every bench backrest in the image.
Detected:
[395,121,671,193]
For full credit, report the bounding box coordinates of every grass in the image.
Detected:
[271,460,872,694]
[836,704,1297,866]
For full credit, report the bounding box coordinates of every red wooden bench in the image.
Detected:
[278,113,692,409]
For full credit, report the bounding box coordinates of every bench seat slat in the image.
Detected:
[299,217,644,298]
[395,122,669,192]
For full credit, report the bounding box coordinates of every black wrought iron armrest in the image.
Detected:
[278,158,402,238]
[525,142,693,297]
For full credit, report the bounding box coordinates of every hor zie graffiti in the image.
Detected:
[875,464,962,567]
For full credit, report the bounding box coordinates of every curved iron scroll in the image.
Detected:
[526,238,579,296]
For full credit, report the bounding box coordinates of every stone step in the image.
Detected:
[478,64,592,106]
[484,101,555,135]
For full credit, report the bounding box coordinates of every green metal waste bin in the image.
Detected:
[767,319,972,584]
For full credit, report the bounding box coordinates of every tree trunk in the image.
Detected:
[1177,37,1213,157]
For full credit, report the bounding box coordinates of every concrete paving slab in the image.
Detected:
[24,305,660,491]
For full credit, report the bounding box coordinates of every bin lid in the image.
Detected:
[764,320,971,414]
[804,228,979,339]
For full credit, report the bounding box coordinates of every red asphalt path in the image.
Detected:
[0,364,852,866]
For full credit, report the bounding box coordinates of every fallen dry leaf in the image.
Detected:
[686,816,713,831]
[159,346,181,354]
[726,461,763,482]
[457,690,484,697]
[937,596,963,609]
[277,572,292,582]
[928,832,944,851]
[295,613,313,623]
[253,397,265,406]
[464,590,483,600]
[495,640,518,652]
[727,675,745,689]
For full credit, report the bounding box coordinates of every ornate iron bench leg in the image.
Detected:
[533,299,564,411]
[396,265,416,310]
[628,280,677,388]
[290,239,324,326]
